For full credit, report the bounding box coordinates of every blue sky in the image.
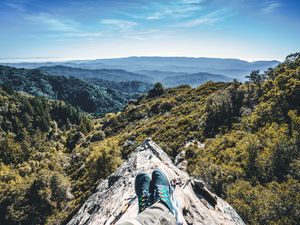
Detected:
[0,0,299,61]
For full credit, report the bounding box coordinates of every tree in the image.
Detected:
[148,82,164,98]
[246,70,264,86]
[285,52,300,69]
[246,70,265,96]
[1,82,15,95]
[50,173,72,209]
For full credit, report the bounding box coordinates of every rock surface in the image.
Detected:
[68,139,245,225]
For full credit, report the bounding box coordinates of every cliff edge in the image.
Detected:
[67,139,245,225]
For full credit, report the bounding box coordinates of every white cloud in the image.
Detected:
[100,19,137,32]
[146,4,202,20]
[24,13,103,40]
[25,13,79,32]
[179,17,217,27]
[176,11,222,27]
[147,9,173,20]
[69,32,102,38]
[4,0,28,12]
[180,0,205,4]
[261,1,281,14]
[123,29,168,41]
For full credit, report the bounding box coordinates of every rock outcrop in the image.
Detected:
[68,139,245,225]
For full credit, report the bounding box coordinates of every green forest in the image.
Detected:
[1,53,300,225]
[0,65,152,115]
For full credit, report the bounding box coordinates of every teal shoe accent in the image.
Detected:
[151,169,183,225]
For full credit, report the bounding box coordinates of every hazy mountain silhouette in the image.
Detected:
[2,57,279,80]
[38,65,153,83]
[162,72,233,87]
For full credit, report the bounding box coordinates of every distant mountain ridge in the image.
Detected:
[40,65,233,87]
[162,72,233,87]
[38,65,153,83]
[2,56,280,80]
[136,70,190,80]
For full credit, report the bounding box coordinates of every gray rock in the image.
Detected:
[67,139,245,225]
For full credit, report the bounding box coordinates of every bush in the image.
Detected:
[148,82,164,98]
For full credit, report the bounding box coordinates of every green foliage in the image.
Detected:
[227,179,300,225]
[96,53,300,225]
[87,138,122,179]
[1,81,15,94]
[1,171,72,225]
[0,90,121,224]
[0,65,150,115]
[184,54,300,224]
[246,70,265,88]
[148,82,164,98]
[202,82,244,137]
[1,53,300,225]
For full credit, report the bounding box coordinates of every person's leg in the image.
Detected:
[118,202,176,225]
[119,169,181,225]
[136,201,176,225]
[151,169,182,224]
[119,220,141,225]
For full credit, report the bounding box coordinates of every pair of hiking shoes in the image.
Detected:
[135,169,182,224]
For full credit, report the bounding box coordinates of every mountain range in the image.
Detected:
[38,66,153,83]
[39,65,232,87]
[0,53,299,225]
[161,72,232,87]
[2,56,279,80]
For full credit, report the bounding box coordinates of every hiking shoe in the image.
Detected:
[135,172,151,213]
[151,169,183,224]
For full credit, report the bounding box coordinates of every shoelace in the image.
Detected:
[138,191,150,212]
[154,186,170,202]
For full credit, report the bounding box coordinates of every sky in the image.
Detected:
[0,0,299,62]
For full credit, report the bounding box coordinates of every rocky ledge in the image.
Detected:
[67,139,245,225]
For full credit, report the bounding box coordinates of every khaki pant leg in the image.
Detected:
[118,202,176,225]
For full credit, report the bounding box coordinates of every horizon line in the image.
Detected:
[0,55,283,64]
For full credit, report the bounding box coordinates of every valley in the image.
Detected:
[0,53,299,225]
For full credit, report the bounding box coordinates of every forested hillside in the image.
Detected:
[161,72,232,87]
[83,78,151,94]
[39,66,153,83]
[0,53,299,225]
[95,53,300,224]
[39,65,233,87]
[0,66,151,115]
[0,90,90,224]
